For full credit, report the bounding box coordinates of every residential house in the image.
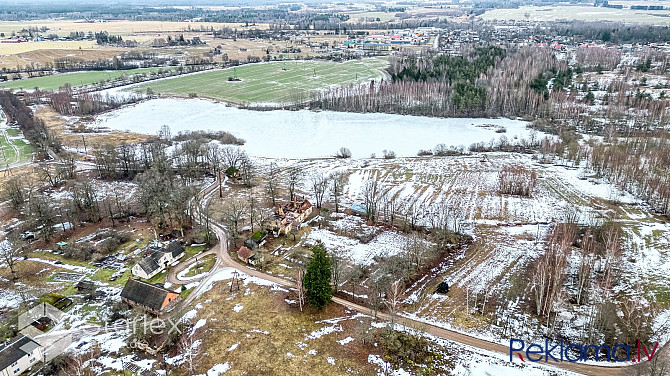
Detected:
[121,279,181,315]
[244,232,267,250]
[237,246,257,265]
[131,241,185,280]
[268,199,313,236]
[0,335,42,376]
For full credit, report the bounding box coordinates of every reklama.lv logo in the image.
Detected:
[510,339,659,363]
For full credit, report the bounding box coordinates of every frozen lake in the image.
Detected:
[96,98,534,159]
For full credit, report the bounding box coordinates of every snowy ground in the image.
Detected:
[252,153,670,349]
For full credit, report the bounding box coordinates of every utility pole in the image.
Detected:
[218,168,223,198]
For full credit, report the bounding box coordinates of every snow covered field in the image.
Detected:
[94,98,535,158]
[255,153,670,348]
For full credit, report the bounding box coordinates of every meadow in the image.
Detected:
[0,128,33,166]
[0,67,177,91]
[132,58,388,104]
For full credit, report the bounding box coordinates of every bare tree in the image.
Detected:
[287,167,303,202]
[60,347,101,376]
[576,229,596,305]
[530,223,575,317]
[220,199,246,247]
[334,147,352,159]
[329,250,344,294]
[384,280,404,328]
[0,234,24,282]
[296,268,306,312]
[310,174,329,208]
[221,147,246,171]
[363,179,380,222]
[239,156,255,187]
[265,163,281,206]
[330,171,346,213]
[177,325,202,376]
[2,177,25,210]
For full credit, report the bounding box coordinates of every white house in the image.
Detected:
[131,241,185,280]
[0,335,42,376]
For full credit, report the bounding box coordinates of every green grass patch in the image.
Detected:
[180,287,195,300]
[110,270,132,287]
[184,254,216,278]
[0,67,178,91]
[39,292,65,306]
[0,130,34,164]
[29,251,93,268]
[250,231,266,241]
[131,58,388,104]
[142,271,167,285]
[184,245,206,259]
[90,268,115,282]
[59,284,79,297]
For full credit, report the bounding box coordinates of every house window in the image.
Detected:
[11,361,18,367]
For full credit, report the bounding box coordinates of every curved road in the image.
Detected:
[180,178,651,376]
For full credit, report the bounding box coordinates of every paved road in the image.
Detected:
[185,178,654,376]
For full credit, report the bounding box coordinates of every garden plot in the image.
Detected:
[50,272,84,283]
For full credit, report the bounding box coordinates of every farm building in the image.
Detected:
[268,199,313,236]
[237,246,258,265]
[0,335,42,376]
[121,279,180,315]
[131,241,185,279]
[244,232,267,250]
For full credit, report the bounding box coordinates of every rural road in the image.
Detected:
[183,177,651,376]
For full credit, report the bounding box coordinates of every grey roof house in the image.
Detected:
[121,279,181,315]
[131,241,185,280]
[0,335,42,376]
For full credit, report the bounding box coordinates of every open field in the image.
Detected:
[481,5,670,25]
[0,66,177,91]
[231,153,670,348]
[131,58,388,104]
[0,45,122,71]
[35,105,150,149]
[345,11,399,22]
[0,124,33,166]
[0,20,269,37]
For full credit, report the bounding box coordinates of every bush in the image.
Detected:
[97,230,132,254]
[173,130,245,145]
[434,143,465,156]
[498,164,537,197]
[334,147,352,159]
[64,242,95,261]
[382,150,396,159]
[417,149,433,156]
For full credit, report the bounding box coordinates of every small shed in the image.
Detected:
[244,231,267,250]
[349,203,367,216]
[76,280,96,294]
[237,246,253,264]
[435,281,450,294]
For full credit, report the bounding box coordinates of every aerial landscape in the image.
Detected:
[0,0,669,375]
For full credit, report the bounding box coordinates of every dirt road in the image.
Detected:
[187,178,651,376]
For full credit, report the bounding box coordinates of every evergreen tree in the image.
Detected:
[304,244,332,310]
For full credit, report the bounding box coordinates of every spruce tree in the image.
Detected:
[304,244,332,310]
